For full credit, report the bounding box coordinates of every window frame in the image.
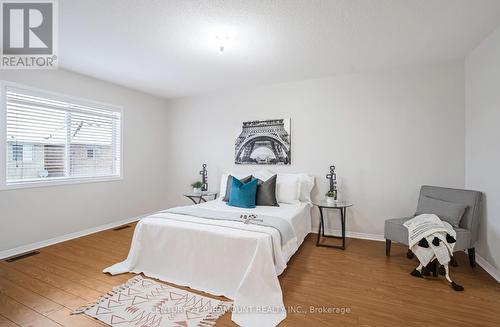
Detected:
[0,81,124,191]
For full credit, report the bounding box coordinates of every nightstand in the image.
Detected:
[313,201,353,250]
[183,192,218,204]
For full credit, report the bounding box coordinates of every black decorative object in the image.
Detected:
[199,164,208,191]
[326,165,338,200]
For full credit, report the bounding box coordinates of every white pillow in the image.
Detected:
[219,173,229,198]
[299,174,315,202]
[276,173,301,204]
[253,168,275,181]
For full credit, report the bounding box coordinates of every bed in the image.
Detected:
[104,171,314,327]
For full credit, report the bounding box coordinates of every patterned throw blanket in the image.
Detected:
[404,214,456,266]
[403,214,463,291]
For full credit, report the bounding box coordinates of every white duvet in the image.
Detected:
[104,199,311,327]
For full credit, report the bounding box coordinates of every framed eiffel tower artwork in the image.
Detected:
[235,118,291,165]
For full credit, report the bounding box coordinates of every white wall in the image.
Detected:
[466,25,500,273]
[165,61,465,236]
[0,69,170,253]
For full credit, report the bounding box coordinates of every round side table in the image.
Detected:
[183,192,218,204]
[313,200,353,250]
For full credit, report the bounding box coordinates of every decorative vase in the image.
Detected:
[193,188,201,194]
[326,196,336,204]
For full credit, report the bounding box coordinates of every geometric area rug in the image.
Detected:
[72,275,233,327]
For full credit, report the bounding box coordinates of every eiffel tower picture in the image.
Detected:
[235,119,291,165]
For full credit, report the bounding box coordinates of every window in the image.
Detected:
[11,144,23,161]
[23,144,33,161]
[1,83,122,188]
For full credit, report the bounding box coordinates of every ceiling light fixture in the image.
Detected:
[215,35,229,54]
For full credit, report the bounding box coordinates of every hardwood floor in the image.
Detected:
[1,224,499,326]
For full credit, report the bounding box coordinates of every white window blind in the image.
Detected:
[5,86,121,185]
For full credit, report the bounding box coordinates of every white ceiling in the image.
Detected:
[59,0,500,99]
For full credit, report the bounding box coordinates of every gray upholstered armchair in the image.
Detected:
[384,185,482,267]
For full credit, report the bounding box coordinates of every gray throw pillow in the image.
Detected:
[223,175,252,202]
[255,175,279,207]
[415,196,467,228]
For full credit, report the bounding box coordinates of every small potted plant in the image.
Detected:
[191,181,203,194]
[325,190,337,204]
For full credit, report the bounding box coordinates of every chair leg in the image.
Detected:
[385,239,391,256]
[406,249,415,259]
[432,259,438,277]
[468,248,476,268]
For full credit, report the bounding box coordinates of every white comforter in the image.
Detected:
[104,200,311,327]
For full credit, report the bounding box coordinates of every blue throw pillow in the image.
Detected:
[227,176,258,208]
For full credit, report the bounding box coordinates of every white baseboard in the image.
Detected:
[0,216,140,260]
[476,254,500,283]
[313,226,385,242]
